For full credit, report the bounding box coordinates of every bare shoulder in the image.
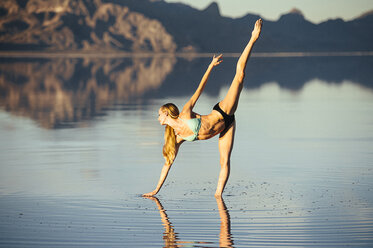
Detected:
[179,110,200,119]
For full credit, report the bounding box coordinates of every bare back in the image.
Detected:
[197,110,226,140]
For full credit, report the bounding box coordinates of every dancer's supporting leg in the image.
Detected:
[215,122,235,197]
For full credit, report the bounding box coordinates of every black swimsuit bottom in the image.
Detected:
[213,102,235,137]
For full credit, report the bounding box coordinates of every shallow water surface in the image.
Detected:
[0,55,373,247]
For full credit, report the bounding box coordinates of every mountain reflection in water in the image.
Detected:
[0,55,372,128]
[0,56,176,128]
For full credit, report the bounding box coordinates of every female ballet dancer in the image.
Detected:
[143,19,263,197]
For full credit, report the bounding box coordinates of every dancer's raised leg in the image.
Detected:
[219,19,262,115]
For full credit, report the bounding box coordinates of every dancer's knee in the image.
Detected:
[220,157,230,168]
[235,71,245,83]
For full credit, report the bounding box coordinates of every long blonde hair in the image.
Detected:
[161,103,179,166]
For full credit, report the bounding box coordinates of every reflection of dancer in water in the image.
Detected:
[144,196,233,247]
[143,19,263,197]
[145,197,179,247]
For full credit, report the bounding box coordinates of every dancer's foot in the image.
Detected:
[251,19,263,42]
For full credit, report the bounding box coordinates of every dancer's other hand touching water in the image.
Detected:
[143,19,263,197]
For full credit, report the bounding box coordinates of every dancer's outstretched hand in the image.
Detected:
[211,54,223,67]
[142,190,157,197]
[251,19,263,42]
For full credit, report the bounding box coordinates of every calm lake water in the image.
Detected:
[0,55,373,247]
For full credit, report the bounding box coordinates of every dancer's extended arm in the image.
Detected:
[143,141,183,196]
[142,164,171,196]
[182,55,223,113]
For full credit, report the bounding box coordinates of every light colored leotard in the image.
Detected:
[178,117,202,142]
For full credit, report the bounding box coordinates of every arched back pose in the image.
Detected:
[143,19,263,197]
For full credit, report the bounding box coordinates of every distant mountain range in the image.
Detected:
[2,55,372,128]
[0,0,372,52]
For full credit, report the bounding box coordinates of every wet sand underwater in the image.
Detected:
[1,181,372,247]
[1,56,373,247]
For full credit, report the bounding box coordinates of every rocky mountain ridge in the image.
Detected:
[0,0,372,52]
[0,0,176,52]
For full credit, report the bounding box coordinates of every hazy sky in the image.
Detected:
[165,0,373,23]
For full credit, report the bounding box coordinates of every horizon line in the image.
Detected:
[0,51,372,59]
